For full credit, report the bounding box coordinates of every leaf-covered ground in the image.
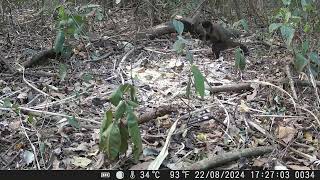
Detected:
[0,6,319,170]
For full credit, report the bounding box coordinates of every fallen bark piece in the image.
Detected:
[22,49,59,68]
[183,146,275,170]
[133,105,178,125]
[210,83,253,93]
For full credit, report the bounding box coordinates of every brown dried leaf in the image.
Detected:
[277,126,297,144]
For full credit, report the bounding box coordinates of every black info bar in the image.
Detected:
[0,170,318,180]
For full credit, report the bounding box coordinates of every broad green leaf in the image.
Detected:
[100,110,113,141]
[79,4,101,10]
[39,142,45,155]
[27,114,35,125]
[269,23,283,33]
[310,52,320,66]
[172,19,184,35]
[99,122,121,160]
[119,123,129,153]
[58,63,67,81]
[301,40,309,55]
[81,73,93,83]
[235,48,246,71]
[72,15,85,25]
[66,27,76,36]
[119,84,131,93]
[127,100,139,108]
[284,11,291,23]
[109,88,123,106]
[58,20,67,28]
[294,53,309,72]
[58,6,67,20]
[127,108,142,161]
[95,11,104,21]
[173,39,185,54]
[3,98,12,108]
[129,85,137,103]
[239,19,249,32]
[109,84,132,106]
[67,116,80,129]
[61,45,73,59]
[282,0,291,6]
[191,65,205,98]
[54,30,65,53]
[115,101,127,121]
[280,25,295,47]
[301,0,307,11]
[303,23,311,33]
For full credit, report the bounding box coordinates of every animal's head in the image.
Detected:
[199,21,212,41]
[201,21,213,32]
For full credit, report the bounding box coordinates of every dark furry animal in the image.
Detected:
[201,21,249,58]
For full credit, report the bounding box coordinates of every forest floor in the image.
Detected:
[0,6,319,170]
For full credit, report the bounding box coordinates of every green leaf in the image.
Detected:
[100,110,113,140]
[301,0,307,11]
[269,23,283,33]
[81,73,93,83]
[109,84,132,106]
[27,114,35,125]
[172,19,184,35]
[58,6,67,20]
[303,22,311,33]
[235,48,246,71]
[284,11,291,23]
[191,65,205,98]
[115,101,127,121]
[99,122,121,160]
[282,0,291,6]
[301,40,309,55]
[239,19,249,32]
[58,63,67,81]
[310,52,320,66]
[39,142,45,154]
[119,84,131,93]
[95,11,104,21]
[186,49,193,64]
[127,100,139,108]
[109,88,123,106]
[280,25,295,47]
[294,53,309,72]
[67,116,80,129]
[119,123,129,153]
[54,30,65,53]
[61,45,73,59]
[173,39,185,54]
[129,85,137,103]
[3,98,12,108]
[127,108,142,161]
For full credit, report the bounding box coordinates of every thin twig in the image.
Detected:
[19,114,41,169]
[285,65,298,100]
[0,107,101,124]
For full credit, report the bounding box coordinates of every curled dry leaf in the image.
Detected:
[277,126,297,144]
[72,156,92,168]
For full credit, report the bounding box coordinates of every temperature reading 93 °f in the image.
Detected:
[170,171,190,179]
